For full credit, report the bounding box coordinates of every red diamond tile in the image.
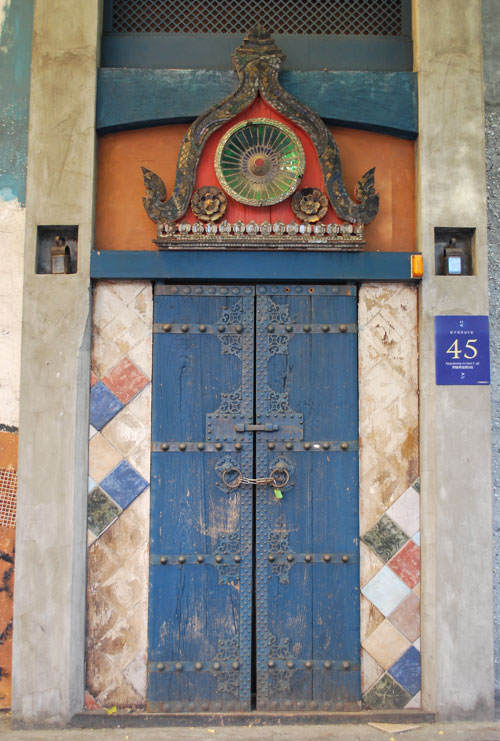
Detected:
[90,370,98,387]
[388,540,420,589]
[84,691,101,710]
[102,357,149,405]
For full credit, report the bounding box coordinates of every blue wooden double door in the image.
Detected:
[148,284,360,712]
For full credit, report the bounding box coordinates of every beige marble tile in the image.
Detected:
[361,647,385,693]
[128,337,153,379]
[86,492,149,706]
[129,487,150,525]
[101,407,148,458]
[388,591,420,642]
[100,566,145,614]
[88,433,122,483]
[110,280,149,306]
[361,594,385,641]
[127,440,151,482]
[133,283,153,325]
[93,282,126,332]
[126,384,151,426]
[92,327,124,378]
[387,486,420,538]
[101,306,149,358]
[359,283,419,545]
[360,541,385,587]
[361,618,411,670]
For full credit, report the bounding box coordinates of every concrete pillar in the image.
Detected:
[12,0,101,727]
[415,0,494,719]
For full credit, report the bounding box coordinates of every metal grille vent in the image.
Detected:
[111,0,404,36]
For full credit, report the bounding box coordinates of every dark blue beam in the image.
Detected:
[97,69,417,139]
[90,250,421,282]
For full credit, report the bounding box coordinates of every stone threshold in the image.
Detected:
[71,710,435,728]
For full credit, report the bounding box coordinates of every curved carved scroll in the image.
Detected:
[142,24,379,226]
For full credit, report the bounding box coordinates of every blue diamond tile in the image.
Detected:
[90,382,123,431]
[388,645,421,696]
[100,459,148,510]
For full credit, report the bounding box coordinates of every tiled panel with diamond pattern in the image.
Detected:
[358,284,420,709]
[86,281,152,708]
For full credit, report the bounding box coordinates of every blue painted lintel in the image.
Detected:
[97,69,417,139]
[90,250,421,283]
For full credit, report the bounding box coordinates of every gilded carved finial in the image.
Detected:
[231,24,285,69]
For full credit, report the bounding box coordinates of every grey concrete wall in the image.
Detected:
[11,0,101,727]
[483,0,500,701]
[416,0,494,720]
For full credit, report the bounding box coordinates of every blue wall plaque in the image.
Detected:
[435,315,490,385]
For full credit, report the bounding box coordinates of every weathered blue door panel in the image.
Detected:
[148,283,359,712]
[148,286,254,712]
[255,286,360,711]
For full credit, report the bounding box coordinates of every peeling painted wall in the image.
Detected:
[0,0,33,710]
[0,0,33,430]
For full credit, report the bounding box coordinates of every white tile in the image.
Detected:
[123,653,147,699]
[412,530,420,546]
[89,424,98,440]
[386,486,420,538]
[405,690,421,709]
[362,565,411,617]
[413,637,421,651]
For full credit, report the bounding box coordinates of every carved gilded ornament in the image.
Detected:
[142,24,379,228]
[291,188,329,223]
[191,186,227,222]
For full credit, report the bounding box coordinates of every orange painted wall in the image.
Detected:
[95,108,415,253]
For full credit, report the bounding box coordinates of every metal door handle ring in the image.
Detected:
[221,468,243,489]
[270,467,290,488]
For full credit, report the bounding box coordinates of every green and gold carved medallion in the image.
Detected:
[214,118,305,207]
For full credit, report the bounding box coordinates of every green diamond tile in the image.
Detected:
[362,513,409,562]
[363,672,411,709]
[87,485,121,537]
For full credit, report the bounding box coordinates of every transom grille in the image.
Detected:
[110,0,405,36]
